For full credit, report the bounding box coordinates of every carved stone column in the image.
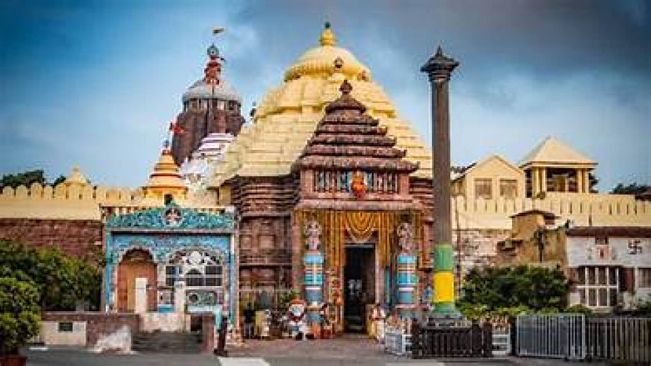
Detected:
[421,46,461,319]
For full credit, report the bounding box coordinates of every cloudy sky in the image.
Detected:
[0,0,649,190]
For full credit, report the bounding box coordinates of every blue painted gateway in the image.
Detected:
[103,202,237,327]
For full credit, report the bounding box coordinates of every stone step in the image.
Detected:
[132,331,202,353]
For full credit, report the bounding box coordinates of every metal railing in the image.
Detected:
[516,314,586,360]
[516,314,651,363]
[586,317,650,363]
[411,322,493,358]
[384,329,412,356]
[491,322,511,356]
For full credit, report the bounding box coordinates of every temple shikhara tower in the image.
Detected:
[211,24,437,332]
[174,42,245,191]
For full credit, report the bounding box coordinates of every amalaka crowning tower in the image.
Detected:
[171,42,245,165]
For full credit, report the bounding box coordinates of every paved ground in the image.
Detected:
[24,335,608,366]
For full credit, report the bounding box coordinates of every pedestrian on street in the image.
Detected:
[243,303,255,339]
[214,312,229,357]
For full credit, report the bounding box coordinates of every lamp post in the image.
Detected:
[421,46,462,319]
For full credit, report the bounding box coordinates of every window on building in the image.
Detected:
[166,250,224,290]
[595,236,609,245]
[639,268,651,288]
[165,265,180,287]
[552,175,567,192]
[474,178,492,199]
[499,179,518,199]
[186,269,204,287]
[576,266,619,308]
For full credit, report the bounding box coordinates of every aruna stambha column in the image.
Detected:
[303,221,324,323]
[396,223,418,318]
[421,46,461,319]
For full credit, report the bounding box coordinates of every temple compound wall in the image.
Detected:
[0,180,221,258]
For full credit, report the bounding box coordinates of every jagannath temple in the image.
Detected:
[209,23,438,332]
[1,22,650,343]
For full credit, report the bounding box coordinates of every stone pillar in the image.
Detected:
[421,46,461,319]
[396,253,417,318]
[304,249,324,324]
[532,168,540,196]
[540,168,547,193]
[576,169,583,193]
[134,277,148,314]
[174,281,186,314]
[583,170,591,193]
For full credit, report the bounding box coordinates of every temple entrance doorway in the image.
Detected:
[343,244,375,333]
[117,249,157,313]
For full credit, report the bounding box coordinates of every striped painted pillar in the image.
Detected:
[432,243,459,316]
[303,249,324,323]
[396,252,418,318]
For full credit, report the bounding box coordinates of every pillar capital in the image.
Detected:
[421,46,459,82]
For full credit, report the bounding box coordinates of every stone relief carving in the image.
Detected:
[304,220,322,251]
[397,222,414,253]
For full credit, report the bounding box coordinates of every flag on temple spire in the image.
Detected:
[169,121,185,135]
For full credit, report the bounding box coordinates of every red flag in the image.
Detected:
[169,121,185,135]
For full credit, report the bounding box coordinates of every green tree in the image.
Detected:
[0,170,46,189]
[459,265,569,316]
[611,182,649,195]
[0,240,102,311]
[0,277,41,355]
[0,170,71,188]
[51,175,67,186]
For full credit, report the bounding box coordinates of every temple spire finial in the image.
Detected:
[339,79,352,95]
[320,21,336,46]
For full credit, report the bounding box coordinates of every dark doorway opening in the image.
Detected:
[344,244,375,333]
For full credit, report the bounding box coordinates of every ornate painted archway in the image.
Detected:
[104,202,236,326]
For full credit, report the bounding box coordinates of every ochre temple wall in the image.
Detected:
[0,218,102,258]
[410,178,650,230]
[0,182,223,259]
[0,182,221,221]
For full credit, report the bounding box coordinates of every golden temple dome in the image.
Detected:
[63,166,89,186]
[283,22,371,82]
[210,23,432,187]
[143,149,188,201]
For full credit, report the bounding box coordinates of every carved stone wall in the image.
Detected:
[230,175,296,292]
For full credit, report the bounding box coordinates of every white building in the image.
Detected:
[566,226,651,312]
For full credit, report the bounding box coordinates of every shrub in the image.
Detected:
[565,304,593,315]
[0,277,41,355]
[459,265,569,315]
[0,240,102,311]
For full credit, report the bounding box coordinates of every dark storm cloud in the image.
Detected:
[0,0,648,188]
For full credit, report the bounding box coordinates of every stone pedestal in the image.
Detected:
[174,281,186,313]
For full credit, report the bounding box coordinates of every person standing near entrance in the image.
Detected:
[214,312,229,357]
[243,303,255,339]
[369,303,386,342]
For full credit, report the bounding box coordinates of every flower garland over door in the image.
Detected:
[294,209,423,269]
